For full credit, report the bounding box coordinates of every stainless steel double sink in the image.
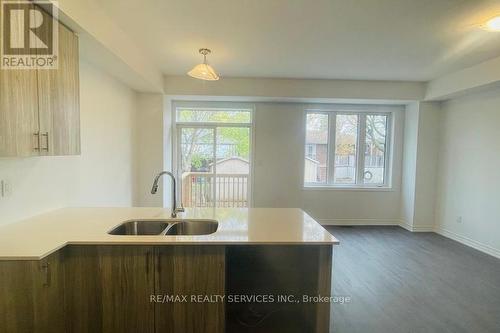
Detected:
[108,219,218,236]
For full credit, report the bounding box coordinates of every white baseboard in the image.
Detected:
[412,225,435,232]
[319,218,401,226]
[399,221,434,232]
[320,219,433,232]
[398,221,413,231]
[434,226,500,260]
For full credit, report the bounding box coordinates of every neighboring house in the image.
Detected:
[182,156,250,207]
[210,156,249,174]
[305,130,328,182]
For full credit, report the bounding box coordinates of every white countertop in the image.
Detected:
[0,207,339,260]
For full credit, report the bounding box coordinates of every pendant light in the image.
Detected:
[484,16,500,31]
[187,48,220,81]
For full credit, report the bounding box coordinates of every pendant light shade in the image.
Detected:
[187,48,220,81]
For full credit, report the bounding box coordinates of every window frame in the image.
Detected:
[303,107,394,190]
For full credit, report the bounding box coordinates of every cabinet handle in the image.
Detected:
[33,132,40,151]
[41,262,51,287]
[41,132,49,152]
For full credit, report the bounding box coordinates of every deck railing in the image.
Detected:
[181,172,248,208]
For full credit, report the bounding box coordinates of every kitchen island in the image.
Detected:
[0,207,338,333]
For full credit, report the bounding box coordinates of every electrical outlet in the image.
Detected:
[456,216,463,224]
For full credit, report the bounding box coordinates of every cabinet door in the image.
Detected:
[37,11,80,156]
[155,246,226,333]
[0,3,40,157]
[0,251,65,333]
[32,251,66,333]
[64,246,155,333]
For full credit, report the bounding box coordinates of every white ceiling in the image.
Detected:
[94,0,500,81]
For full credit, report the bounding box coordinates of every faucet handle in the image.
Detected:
[176,204,185,213]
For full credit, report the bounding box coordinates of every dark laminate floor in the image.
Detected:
[325,226,500,333]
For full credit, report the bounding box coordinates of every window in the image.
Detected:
[304,110,392,188]
[176,108,251,123]
[175,105,253,207]
[334,114,358,185]
[305,113,328,184]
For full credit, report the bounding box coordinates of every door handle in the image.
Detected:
[41,132,49,152]
[41,262,51,287]
[33,132,40,151]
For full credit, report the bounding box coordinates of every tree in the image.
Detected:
[365,115,386,154]
[340,114,386,155]
[178,109,251,172]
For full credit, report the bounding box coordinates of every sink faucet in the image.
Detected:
[151,171,185,218]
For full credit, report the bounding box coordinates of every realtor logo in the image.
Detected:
[1,0,58,69]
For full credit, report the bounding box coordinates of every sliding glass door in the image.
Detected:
[179,127,215,207]
[176,106,252,208]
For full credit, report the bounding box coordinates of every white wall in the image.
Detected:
[400,103,419,229]
[0,61,137,225]
[413,102,440,230]
[400,102,440,231]
[435,87,500,258]
[252,103,404,224]
[135,93,165,207]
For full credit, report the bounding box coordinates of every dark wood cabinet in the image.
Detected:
[63,245,225,333]
[155,246,226,333]
[1,244,331,333]
[0,251,65,333]
[64,246,155,333]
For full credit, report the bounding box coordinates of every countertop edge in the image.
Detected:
[0,239,339,261]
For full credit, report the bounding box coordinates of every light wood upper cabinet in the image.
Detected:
[0,3,40,157]
[37,12,80,156]
[0,64,40,156]
[0,5,80,157]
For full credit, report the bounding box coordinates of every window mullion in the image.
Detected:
[212,126,217,208]
[327,113,337,185]
[357,114,367,186]
[383,114,392,187]
[175,126,182,206]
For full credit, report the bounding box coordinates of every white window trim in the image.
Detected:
[172,101,256,207]
[303,106,396,190]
